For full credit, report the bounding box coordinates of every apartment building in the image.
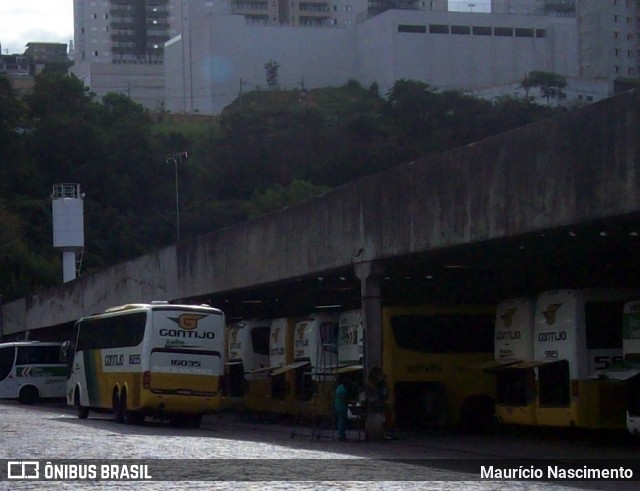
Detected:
[24,43,69,65]
[71,0,184,108]
[578,0,640,81]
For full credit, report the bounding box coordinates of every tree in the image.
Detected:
[521,71,567,105]
[241,179,330,218]
[264,60,280,90]
[0,75,26,185]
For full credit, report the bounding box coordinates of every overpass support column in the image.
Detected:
[355,260,385,441]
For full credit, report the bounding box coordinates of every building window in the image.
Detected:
[473,26,492,36]
[451,25,470,35]
[494,27,513,36]
[535,29,546,38]
[93,50,99,56]
[515,28,534,37]
[429,24,449,34]
[92,13,97,19]
[399,24,427,33]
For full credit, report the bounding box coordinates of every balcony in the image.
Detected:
[298,5,331,15]
[110,20,135,30]
[147,20,169,29]
[233,1,269,14]
[111,33,136,42]
[298,17,331,26]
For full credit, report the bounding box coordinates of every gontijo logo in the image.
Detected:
[175,313,206,330]
[501,307,517,328]
[271,327,281,344]
[160,314,214,339]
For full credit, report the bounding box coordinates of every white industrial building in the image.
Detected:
[165,4,581,114]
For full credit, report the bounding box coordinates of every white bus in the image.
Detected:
[63,302,225,427]
[492,298,537,426]
[268,313,339,418]
[224,319,271,412]
[0,341,66,404]
[599,299,640,435]
[532,289,635,429]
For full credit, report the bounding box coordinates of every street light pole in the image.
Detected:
[166,152,188,242]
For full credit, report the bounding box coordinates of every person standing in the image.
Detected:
[335,377,349,441]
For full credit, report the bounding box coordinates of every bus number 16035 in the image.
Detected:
[171,360,201,368]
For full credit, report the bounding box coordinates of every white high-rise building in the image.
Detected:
[71,0,185,108]
[577,0,640,82]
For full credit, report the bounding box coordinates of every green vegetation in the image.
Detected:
[0,73,563,301]
[521,71,567,104]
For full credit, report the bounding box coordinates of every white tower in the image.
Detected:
[51,183,85,283]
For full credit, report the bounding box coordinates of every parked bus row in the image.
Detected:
[222,306,498,431]
[3,289,640,437]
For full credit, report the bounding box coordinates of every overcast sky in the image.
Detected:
[0,0,490,56]
[0,0,73,55]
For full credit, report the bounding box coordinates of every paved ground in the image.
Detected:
[1,401,639,490]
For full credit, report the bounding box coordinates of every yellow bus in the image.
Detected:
[382,306,496,430]
[62,302,225,428]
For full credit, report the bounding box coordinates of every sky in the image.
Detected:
[0,0,490,56]
[0,0,73,55]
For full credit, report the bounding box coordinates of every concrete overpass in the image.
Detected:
[3,89,640,362]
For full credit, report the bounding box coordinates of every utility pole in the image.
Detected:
[165,152,188,242]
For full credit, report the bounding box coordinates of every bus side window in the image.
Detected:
[0,347,14,380]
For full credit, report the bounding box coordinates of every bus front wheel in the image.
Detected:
[19,386,39,405]
[75,389,89,419]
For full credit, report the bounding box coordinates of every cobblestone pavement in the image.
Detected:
[0,401,638,491]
